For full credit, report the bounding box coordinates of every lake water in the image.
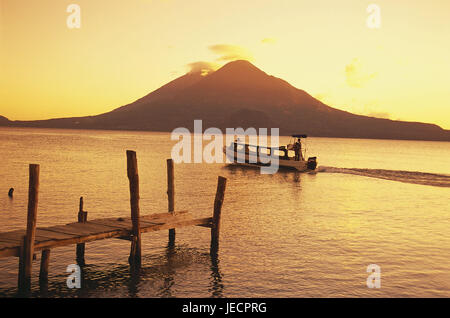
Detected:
[0,127,449,297]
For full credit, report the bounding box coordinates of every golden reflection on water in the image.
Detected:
[0,128,449,297]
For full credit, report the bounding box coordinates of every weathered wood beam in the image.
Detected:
[18,164,40,294]
[39,249,50,285]
[140,217,213,234]
[210,176,227,256]
[76,197,87,266]
[127,150,141,267]
[0,212,209,259]
[167,159,176,247]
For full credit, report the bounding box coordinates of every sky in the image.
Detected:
[1,0,449,129]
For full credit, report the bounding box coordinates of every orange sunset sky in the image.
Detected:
[1,0,449,129]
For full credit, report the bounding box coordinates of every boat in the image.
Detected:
[223,134,318,171]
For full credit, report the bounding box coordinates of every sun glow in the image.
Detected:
[1,0,449,128]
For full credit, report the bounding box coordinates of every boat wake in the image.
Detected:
[317,166,450,188]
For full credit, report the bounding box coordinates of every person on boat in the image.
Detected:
[281,147,289,160]
[293,139,302,161]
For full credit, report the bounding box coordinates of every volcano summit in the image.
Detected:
[1,60,449,141]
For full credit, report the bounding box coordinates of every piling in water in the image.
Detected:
[210,176,227,256]
[0,151,227,294]
[127,150,141,267]
[39,249,50,288]
[167,159,175,247]
[18,164,40,294]
[76,197,88,266]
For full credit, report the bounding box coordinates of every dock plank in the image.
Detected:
[0,246,20,258]
[64,221,125,234]
[0,236,21,243]
[34,228,129,250]
[36,228,79,240]
[141,211,189,222]
[141,217,213,234]
[1,231,58,243]
[0,240,21,249]
[43,224,105,236]
[0,230,26,242]
[88,218,133,230]
[0,210,213,259]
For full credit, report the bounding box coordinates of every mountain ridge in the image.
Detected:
[1,60,449,141]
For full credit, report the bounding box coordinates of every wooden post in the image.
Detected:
[17,235,26,292]
[167,159,175,247]
[127,150,141,267]
[76,197,87,266]
[39,249,50,285]
[18,164,40,293]
[210,176,227,256]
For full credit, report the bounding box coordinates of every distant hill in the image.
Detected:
[1,60,449,141]
[0,116,10,124]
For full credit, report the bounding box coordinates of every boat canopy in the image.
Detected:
[291,134,307,138]
[233,142,285,150]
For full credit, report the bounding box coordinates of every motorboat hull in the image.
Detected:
[223,146,317,172]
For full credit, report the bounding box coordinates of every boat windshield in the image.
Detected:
[231,142,297,160]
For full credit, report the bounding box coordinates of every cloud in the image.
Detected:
[185,44,253,75]
[261,38,277,45]
[187,61,220,75]
[208,44,254,62]
[313,93,330,103]
[367,111,390,119]
[345,58,377,88]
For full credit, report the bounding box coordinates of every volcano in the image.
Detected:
[1,60,449,141]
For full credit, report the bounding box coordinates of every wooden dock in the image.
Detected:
[0,150,227,294]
